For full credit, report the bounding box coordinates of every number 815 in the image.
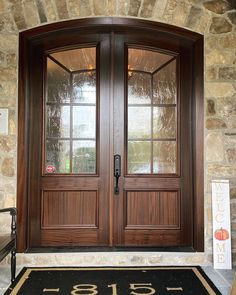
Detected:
[71,283,156,295]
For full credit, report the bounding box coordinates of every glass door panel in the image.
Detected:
[153,59,177,104]
[45,47,97,174]
[127,47,178,174]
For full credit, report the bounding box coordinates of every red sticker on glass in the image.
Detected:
[46,165,55,173]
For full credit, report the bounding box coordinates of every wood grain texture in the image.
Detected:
[192,37,204,251]
[17,33,29,252]
[41,191,98,228]
[41,229,99,246]
[124,230,181,246]
[125,191,179,229]
[124,177,180,190]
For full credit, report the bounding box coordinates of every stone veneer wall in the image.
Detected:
[0,0,236,267]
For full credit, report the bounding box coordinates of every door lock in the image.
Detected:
[114,154,121,195]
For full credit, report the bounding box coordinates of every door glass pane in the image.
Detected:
[73,72,96,103]
[153,107,176,139]
[45,47,97,174]
[47,58,70,103]
[46,140,70,173]
[73,141,96,173]
[128,141,151,173]
[153,141,176,173]
[73,106,96,138]
[46,105,70,138]
[128,72,151,104]
[127,47,178,174]
[153,59,176,104]
[128,107,151,139]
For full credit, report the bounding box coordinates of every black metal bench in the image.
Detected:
[0,208,17,283]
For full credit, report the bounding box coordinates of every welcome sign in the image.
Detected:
[212,179,232,269]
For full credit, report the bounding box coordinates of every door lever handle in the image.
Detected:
[114,173,120,194]
[114,154,121,195]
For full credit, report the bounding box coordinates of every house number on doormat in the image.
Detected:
[43,283,183,294]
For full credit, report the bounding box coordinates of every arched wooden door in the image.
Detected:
[17,18,204,251]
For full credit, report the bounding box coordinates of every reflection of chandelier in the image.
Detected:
[87,64,96,80]
[128,64,133,78]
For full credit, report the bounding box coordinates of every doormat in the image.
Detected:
[5,266,222,295]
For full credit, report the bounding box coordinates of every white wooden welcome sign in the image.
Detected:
[212,179,232,269]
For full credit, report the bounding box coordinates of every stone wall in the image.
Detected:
[0,0,236,267]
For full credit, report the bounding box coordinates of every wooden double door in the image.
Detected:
[19,19,203,250]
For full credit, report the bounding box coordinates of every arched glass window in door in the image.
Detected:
[45,47,97,174]
[127,48,178,174]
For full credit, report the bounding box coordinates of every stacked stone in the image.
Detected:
[0,0,18,235]
[203,0,236,264]
[0,0,235,267]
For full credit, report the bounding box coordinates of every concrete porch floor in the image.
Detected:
[0,265,235,295]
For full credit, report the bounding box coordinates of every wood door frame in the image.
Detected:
[17,17,204,252]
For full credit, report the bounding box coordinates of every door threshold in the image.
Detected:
[26,246,195,253]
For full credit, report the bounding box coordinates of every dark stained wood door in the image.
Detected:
[18,18,203,251]
[112,34,193,247]
[28,34,112,247]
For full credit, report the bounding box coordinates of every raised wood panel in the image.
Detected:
[125,191,179,229]
[41,191,98,229]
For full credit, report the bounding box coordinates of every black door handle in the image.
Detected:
[114,154,121,194]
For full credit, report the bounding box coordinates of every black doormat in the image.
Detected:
[5,266,222,295]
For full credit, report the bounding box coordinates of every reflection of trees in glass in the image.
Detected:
[128,139,176,174]
[45,53,97,174]
[128,141,151,173]
[127,52,177,174]
[46,59,71,173]
[47,105,70,138]
[73,106,96,139]
[153,141,176,173]
[46,140,70,173]
[128,107,151,139]
[73,145,96,173]
[153,107,176,139]
[73,71,96,103]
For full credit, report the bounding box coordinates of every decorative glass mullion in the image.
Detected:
[71,68,96,173]
[45,47,96,174]
[128,138,176,141]
[69,72,73,173]
[127,47,177,174]
[151,73,154,174]
[153,104,177,107]
[46,102,96,107]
